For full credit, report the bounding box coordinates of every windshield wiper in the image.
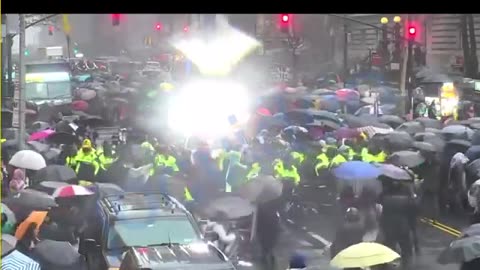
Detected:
[150,242,181,247]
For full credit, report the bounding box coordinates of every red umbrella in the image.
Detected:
[256,107,272,116]
[52,185,94,198]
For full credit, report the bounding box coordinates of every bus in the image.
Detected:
[25,60,73,105]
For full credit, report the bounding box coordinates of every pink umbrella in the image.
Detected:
[71,100,89,112]
[52,185,94,198]
[336,88,360,101]
[28,129,55,142]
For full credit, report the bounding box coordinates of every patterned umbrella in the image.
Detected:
[52,185,94,198]
[2,250,41,270]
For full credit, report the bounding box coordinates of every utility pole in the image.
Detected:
[18,14,26,150]
[400,14,410,117]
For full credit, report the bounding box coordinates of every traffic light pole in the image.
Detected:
[406,39,414,116]
[343,23,349,81]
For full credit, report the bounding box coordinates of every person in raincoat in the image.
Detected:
[97,142,117,171]
[153,145,179,176]
[315,147,336,176]
[74,138,100,181]
[330,207,365,259]
[60,144,78,168]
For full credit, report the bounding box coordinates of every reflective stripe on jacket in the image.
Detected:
[315,153,330,176]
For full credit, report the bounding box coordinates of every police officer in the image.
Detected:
[98,142,117,171]
[74,139,100,181]
[153,145,179,176]
[315,147,336,176]
[330,145,348,168]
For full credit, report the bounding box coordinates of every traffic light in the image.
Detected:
[48,25,54,36]
[24,50,29,56]
[408,26,416,36]
[73,48,79,54]
[183,26,189,33]
[279,14,291,34]
[155,23,162,31]
[112,14,120,26]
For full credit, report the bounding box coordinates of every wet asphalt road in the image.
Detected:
[242,183,468,270]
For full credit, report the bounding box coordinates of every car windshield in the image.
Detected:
[107,217,199,250]
[26,81,71,100]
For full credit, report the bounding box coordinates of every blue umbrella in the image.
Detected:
[333,161,381,181]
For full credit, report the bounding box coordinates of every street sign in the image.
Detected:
[390,63,400,70]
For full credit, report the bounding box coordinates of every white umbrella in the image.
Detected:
[9,150,46,170]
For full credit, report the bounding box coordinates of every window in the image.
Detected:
[107,217,199,250]
[25,81,71,100]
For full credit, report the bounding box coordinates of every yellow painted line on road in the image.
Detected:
[419,217,461,237]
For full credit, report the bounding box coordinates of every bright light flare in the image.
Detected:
[167,80,251,138]
[171,24,260,76]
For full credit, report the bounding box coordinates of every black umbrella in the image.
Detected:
[379,164,413,181]
[30,121,51,132]
[388,151,425,168]
[438,235,480,264]
[43,148,61,162]
[32,239,82,267]
[447,139,472,149]
[305,119,341,130]
[54,120,76,134]
[2,189,58,221]
[27,141,50,153]
[466,159,480,179]
[396,121,425,135]
[342,114,374,128]
[412,141,438,153]
[385,131,414,152]
[414,117,443,129]
[33,165,77,184]
[31,181,70,195]
[425,127,443,135]
[46,132,78,145]
[378,115,405,128]
[78,115,105,127]
[93,183,124,198]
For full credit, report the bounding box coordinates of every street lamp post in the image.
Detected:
[18,14,26,150]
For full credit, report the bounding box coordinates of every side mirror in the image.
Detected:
[79,239,98,255]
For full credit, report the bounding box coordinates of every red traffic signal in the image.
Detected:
[183,26,189,32]
[408,26,416,36]
[48,25,54,35]
[112,14,121,26]
[281,14,290,23]
[155,23,162,31]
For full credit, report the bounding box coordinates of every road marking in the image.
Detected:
[419,218,461,237]
[286,219,295,224]
[307,231,332,247]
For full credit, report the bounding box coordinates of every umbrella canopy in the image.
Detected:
[425,127,443,135]
[46,132,78,145]
[15,211,48,240]
[2,234,17,256]
[200,196,255,219]
[388,151,426,168]
[415,117,443,129]
[91,183,124,198]
[2,203,17,225]
[438,235,480,264]
[31,181,70,195]
[336,88,360,101]
[342,114,378,128]
[385,131,414,152]
[2,250,41,270]
[235,175,283,204]
[9,150,46,170]
[396,121,425,135]
[312,89,335,96]
[331,242,400,268]
[447,139,472,149]
[78,89,97,101]
[379,164,413,181]
[32,165,77,184]
[54,120,76,134]
[2,190,57,220]
[305,119,341,130]
[52,185,94,198]
[414,132,437,141]
[29,121,51,133]
[466,159,480,179]
[33,239,81,267]
[442,125,474,139]
[26,141,50,153]
[333,161,381,181]
[462,224,480,237]
[412,141,438,153]
[378,115,405,128]
[28,129,55,142]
